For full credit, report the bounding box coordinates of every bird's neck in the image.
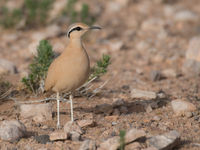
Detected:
[69,38,83,48]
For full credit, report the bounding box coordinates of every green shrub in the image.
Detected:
[0,7,22,28]
[22,40,54,93]
[63,0,95,25]
[89,54,111,80]
[24,0,53,26]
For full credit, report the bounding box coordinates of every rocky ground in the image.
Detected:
[0,0,200,150]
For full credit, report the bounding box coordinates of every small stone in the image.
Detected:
[98,136,120,150]
[79,140,96,150]
[146,105,153,113]
[171,99,197,116]
[71,131,81,141]
[153,116,161,121]
[105,116,118,122]
[49,131,68,141]
[131,89,157,99]
[147,130,180,150]
[162,69,177,78]
[125,128,146,144]
[112,99,125,107]
[143,147,158,150]
[94,104,113,115]
[20,103,52,123]
[150,70,163,81]
[0,59,17,75]
[185,112,193,118]
[125,142,142,150]
[0,120,26,142]
[174,10,198,22]
[35,135,50,144]
[182,36,200,75]
[64,121,83,134]
[77,119,95,128]
[109,41,124,51]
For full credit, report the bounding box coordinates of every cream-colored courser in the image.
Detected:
[45,23,101,128]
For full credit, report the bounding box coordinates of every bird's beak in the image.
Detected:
[89,26,102,30]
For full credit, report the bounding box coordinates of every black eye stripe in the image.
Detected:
[68,26,83,38]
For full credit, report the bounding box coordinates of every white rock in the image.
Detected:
[0,59,17,75]
[131,89,157,99]
[20,103,52,123]
[162,69,177,78]
[174,10,198,22]
[171,99,196,116]
[64,121,83,141]
[112,99,125,107]
[182,36,200,75]
[125,142,142,150]
[79,140,96,150]
[125,128,146,144]
[106,2,121,13]
[0,120,26,142]
[147,130,180,150]
[77,119,95,128]
[49,131,68,141]
[98,136,120,150]
[141,18,165,32]
[109,41,124,51]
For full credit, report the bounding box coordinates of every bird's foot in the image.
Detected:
[57,123,61,129]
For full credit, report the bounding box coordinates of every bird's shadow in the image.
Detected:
[75,96,170,115]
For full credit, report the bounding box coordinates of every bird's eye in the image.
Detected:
[76,27,82,31]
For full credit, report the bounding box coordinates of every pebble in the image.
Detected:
[150,70,163,81]
[174,10,198,22]
[64,121,83,141]
[98,136,120,150]
[182,36,200,75]
[125,128,146,144]
[112,99,125,107]
[0,59,17,75]
[153,116,161,121]
[131,89,157,99]
[147,130,180,150]
[162,69,177,78]
[79,140,96,150]
[0,120,26,142]
[20,103,52,123]
[49,131,68,141]
[77,119,95,128]
[171,99,197,116]
[125,142,142,150]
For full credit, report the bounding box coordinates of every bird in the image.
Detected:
[45,23,101,128]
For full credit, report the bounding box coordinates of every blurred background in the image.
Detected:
[0,0,200,149]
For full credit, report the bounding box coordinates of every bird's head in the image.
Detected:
[67,23,101,39]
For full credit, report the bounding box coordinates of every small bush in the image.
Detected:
[0,80,12,96]
[0,0,53,28]
[63,0,95,25]
[89,54,111,80]
[22,40,54,93]
[24,0,53,26]
[0,7,22,28]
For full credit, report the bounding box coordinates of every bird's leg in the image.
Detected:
[56,92,60,129]
[70,94,74,122]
